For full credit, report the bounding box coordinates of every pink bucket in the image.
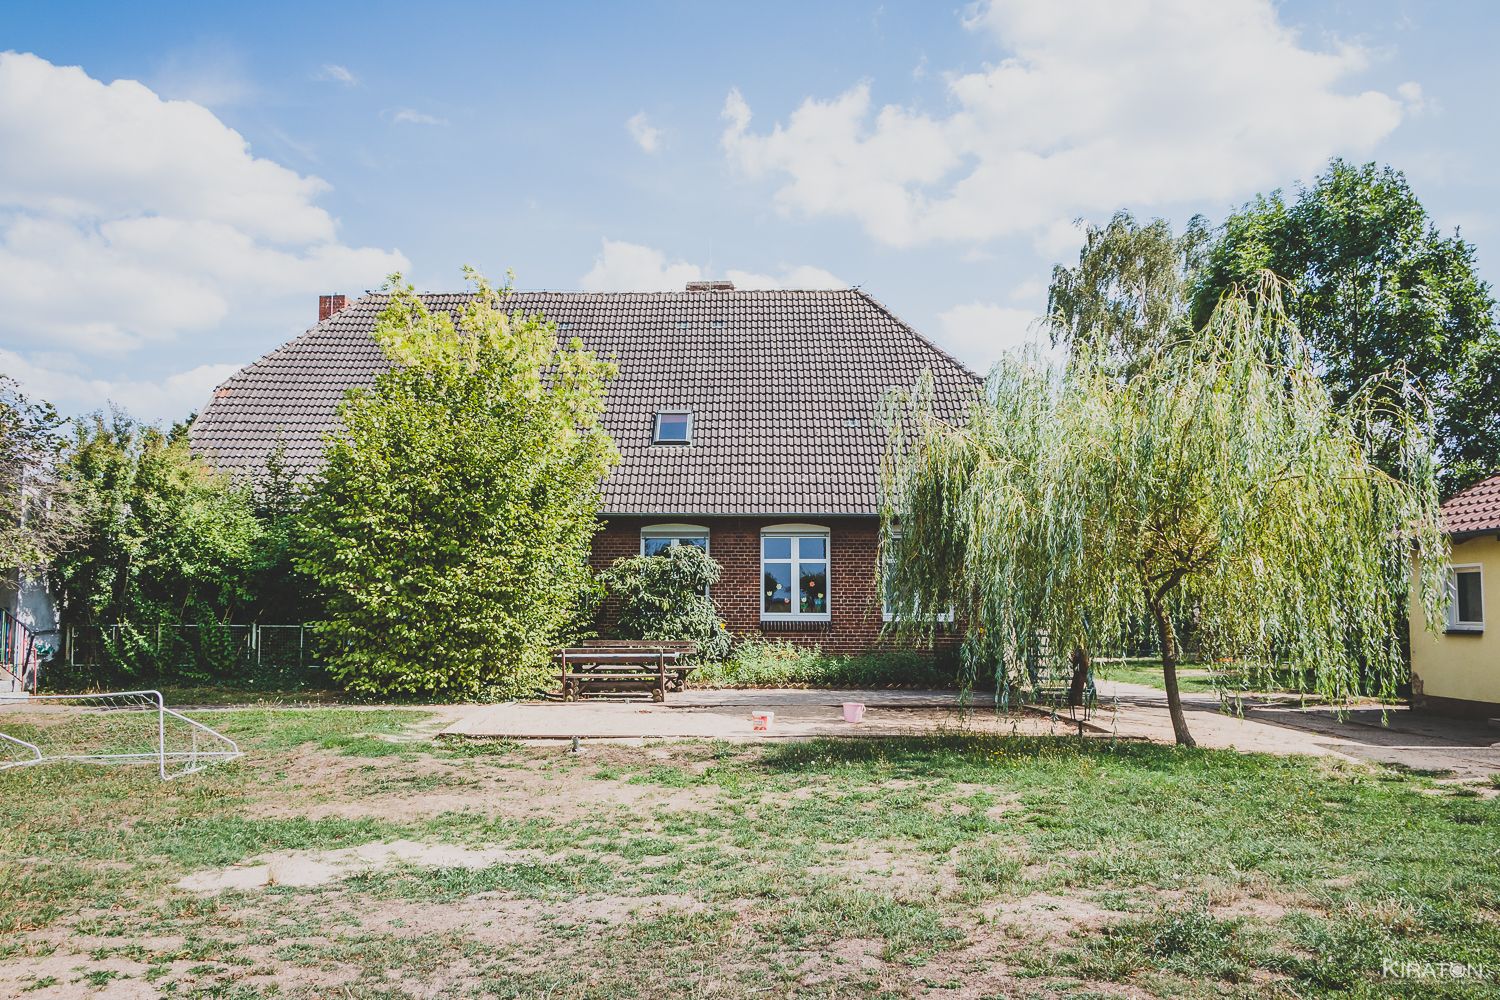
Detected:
[842,702,866,724]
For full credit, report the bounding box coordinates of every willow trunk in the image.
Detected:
[1149,597,1196,747]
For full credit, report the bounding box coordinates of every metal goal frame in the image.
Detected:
[0,689,242,780]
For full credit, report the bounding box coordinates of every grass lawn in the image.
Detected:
[3,708,1498,997]
[1094,658,1333,697]
[1094,659,1229,694]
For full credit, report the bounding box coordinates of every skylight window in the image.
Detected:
[653,411,692,445]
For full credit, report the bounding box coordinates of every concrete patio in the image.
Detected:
[439,688,1059,742]
[438,682,1500,780]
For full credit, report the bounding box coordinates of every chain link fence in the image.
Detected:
[59,624,326,690]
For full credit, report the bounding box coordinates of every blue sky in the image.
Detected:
[2,0,1497,421]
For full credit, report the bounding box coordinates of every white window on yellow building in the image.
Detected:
[1447,564,1484,632]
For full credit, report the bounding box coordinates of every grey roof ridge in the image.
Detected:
[849,288,985,386]
[368,287,868,299]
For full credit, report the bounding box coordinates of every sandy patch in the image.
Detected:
[177,839,564,892]
[244,746,721,825]
[794,937,888,986]
[984,891,1121,944]
[807,842,961,896]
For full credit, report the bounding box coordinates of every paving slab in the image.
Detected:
[1097,679,1500,779]
[437,683,1500,778]
[440,691,1073,742]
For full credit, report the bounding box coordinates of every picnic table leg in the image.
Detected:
[561,651,575,702]
[653,651,665,702]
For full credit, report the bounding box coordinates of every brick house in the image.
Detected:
[190,282,979,653]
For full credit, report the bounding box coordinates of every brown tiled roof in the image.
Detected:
[188,288,980,517]
[1441,475,1500,537]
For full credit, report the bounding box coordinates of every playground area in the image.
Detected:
[2,699,1497,998]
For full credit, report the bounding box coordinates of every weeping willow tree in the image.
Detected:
[882,282,1449,746]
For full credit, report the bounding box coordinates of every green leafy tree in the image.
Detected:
[598,544,731,661]
[296,270,618,699]
[1193,159,1500,491]
[50,410,264,678]
[0,374,75,573]
[884,282,1447,746]
[1047,211,1211,375]
[248,440,317,624]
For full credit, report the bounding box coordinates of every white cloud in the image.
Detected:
[936,302,1051,374]
[724,265,845,290]
[626,111,661,153]
[578,240,843,292]
[151,43,255,108]
[579,240,703,291]
[1397,80,1430,114]
[722,0,1407,246]
[1033,218,1088,262]
[316,64,358,86]
[0,52,406,419]
[0,53,334,244]
[0,347,239,423]
[389,108,447,126]
[1008,276,1047,303]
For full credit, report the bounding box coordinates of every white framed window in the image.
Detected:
[640,524,709,557]
[653,411,693,445]
[1447,564,1484,632]
[642,524,710,596]
[761,525,830,621]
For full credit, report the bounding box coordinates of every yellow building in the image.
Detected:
[1409,476,1500,717]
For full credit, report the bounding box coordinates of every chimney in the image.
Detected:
[685,280,735,293]
[319,294,348,321]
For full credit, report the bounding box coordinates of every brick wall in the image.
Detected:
[591,514,954,655]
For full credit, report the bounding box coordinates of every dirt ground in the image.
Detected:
[5,695,1498,998]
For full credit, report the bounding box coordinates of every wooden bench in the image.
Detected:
[555,642,699,702]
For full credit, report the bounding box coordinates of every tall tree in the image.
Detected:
[884,283,1447,746]
[1193,159,1500,492]
[296,270,617,699]
[0,375,75,574]
[1047,211,1211,375]
[50,410,263,631]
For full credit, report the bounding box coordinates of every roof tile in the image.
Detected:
[189,289,980,516]
[1441,475,1500,537]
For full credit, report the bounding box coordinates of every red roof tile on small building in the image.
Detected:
[1441,474,1500,537]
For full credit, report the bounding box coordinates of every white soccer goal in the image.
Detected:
[0,690,242,780]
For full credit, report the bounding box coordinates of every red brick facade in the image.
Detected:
[591,515,911,654]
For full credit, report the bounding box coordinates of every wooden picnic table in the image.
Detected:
[554,641,699,702]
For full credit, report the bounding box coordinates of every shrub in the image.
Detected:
[597,545,730,661]
[51,412,265,630]
[297,272,616,699]
[695,639,961,688]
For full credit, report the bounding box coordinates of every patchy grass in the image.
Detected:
[1096,657,1320,695]
[2,708,1497,997]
